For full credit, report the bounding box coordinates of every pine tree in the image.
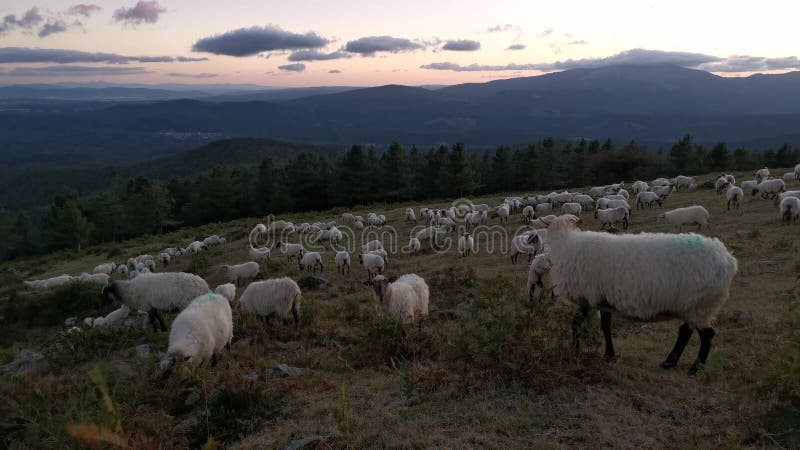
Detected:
[55,198,92,251]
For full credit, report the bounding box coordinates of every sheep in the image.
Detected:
[658,205,710,231]
[299,252,324,272]
[407,237,421,254]
[415,226,437,244]
[526,254,553,303]
[366,249,389,267]
[249,246,271,262]
[368,215,385,227]
[144,259,156,273]
[741,180,758,195]
[276,241,304,262]
[239,277,302,326]
[354,220,364,230]
[296,223,311,234]
[214,283,236,302]
[783,172,796,182]
[167,293,233,367]
[604,194,626,201]
[756,167,770,183]
[158,253,171,267]
[652,185,674,200]
[534,203,552,216]
[268,220,293,233]
[752,179,786,199]
[795,163,800,181]
[335,251,351,274]
[465,211,483,229]
[362,239,383,253]
[135,254,154,264]
[116,265,128,276]
[529,215,556,229]
[203,235,223,247]
[511,230,545,264]
[102,272,211,332]
[92,305,130,328]
[636,191,662,209]
[616,189,630,201]
[222,261,260,286]
[675,176,696,190]
[93,262,116,275]
[652,178,671,187]
[23,274,73,291]
[316,227,342,243]
[437,217,456,230]
[359,253,385,279]
[595,199,630,217]
[325,220,337,230]
[491,204,510,223]
[726,186,743,211]
[522,205,535,223]
[562,202,582,216]
[632,181,649,195]
[79,272,110,287]
[779,196,800,225]
[341,213,355,222]
[597,207,630,230]
[549,192,573,207]
[366,274,429,324]
[186,241,205,254]
[546,214,737,375]
[405,208,417,224]
[458,233,474,257]
[572,194,594,210]
[714,177,730,195]
[126,257,137,271]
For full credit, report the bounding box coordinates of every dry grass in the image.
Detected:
[1,169,799,449]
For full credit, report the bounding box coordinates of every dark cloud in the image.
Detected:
[113,1,165,25]
[68,4,102,17]
[1,65,151,77]
[328,69,341,74]
[278,63,305,72]
[167,72,218,78]
[699,55,800,72]
[442,40,480,51]
[193,25,329,57]
[486,24,516,32]
[288,49,350,61]
[0,47,208,64]
[38,21,68,38]
[506,44,526,51]
[344,36,424,56]
[0,7,44,34]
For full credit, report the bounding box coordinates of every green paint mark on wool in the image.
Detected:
[678,234,705,249]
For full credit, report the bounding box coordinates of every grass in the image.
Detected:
[1,169,799,448]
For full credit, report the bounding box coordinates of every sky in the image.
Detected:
[1,0,799,87]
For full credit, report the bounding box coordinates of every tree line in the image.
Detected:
[1,135,798,261]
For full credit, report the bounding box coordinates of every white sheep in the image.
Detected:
[299,252,324,272]
[652,185,674,200]
[658,205,710,231]
[675,176,696,190]
[341,213,355,222]
[597,207,630,230]
[167,293,233,366]
[526,254,553,302]
[795,163,800,180]
[276,241,304,262]
[510,230,545,264]
[79,272,110,287]
[636,191,662,209]
[354,220,364,230]
[407,237,421,254]
[714,176,730,195]
[102,272,210,332]
[492,204,510,223]
[632,181,649,195]
[406,208,417,224]
[562,202,582,216]
[652,178,672,187]
[362,240,383,253]
[92,305,130,328]
[726,186,743,211]
[783,172,796,182]
[222,261,260,286]
[239,277,302,326]
[93,262,116,275]
[214,283,236,302]
[23,274,73,291]
[779,196,800,225]
[458,233,474,256]
[741,180,758,195]
[546,215,737,375]
[529,215,556,229]
[335,251,351,274]
[534,203,552,216]
[367,274,429,324]
[249,246,271,262]
[752,179,786,199]
[756,167,770,183]
[359,253,385,279]
[572,194,594,210]
[116,265,128,276]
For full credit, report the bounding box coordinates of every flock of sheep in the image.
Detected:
[21,164,800,374]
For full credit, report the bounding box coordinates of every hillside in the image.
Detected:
[1,170,798,448]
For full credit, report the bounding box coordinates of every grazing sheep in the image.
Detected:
[632,181,649,195]
[92,305,130,328]
[359,253,385,279]
[636,191,662,209]
[342,213,355,222]
[572,194,594,210]
[511,230,546,264]
[534,203,553,216]
[167,293,233,366]
[652,178,672,187]
[795,163,800,181]
[367,274,429,324]
[529,215,556,229]
[597,207,630,230]
[214,283,236,302]
[268,220,294,233]
[522,205,535,223]
[458,233,474,257]
[239,277,302,326]
[222,262,260,286]
[249,246,271,262]
[79,272,110,287]
[276,241,304,262]
[562,202,582,216]
[526,254,553,302]
[779,196,800,225]
[491,204,510,223]
[158,253,170,267]
[752,179,786,199]
[652,185,674,200]
[362,240,383,253]
[756,167,770,183]
[335,251,351,274]
[406,208,417,224]
[783,172,796,182]
[726,186,743,211]
[407,237,421,254]
[93,262,116,275]
[546,215,737,375]
[658,206,710,231]
[116,265,128,276]
[714,176,730,195]
[675,176,695,190]
[741,180,758,195]
[299,252,324,272]
[102,272,211,332]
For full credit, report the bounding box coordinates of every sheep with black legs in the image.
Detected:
[756,167,770,183]
[366,274,429,324]
[458,232,474,256]
[526,254,553,303]
[299,252,324,272]
[276,241,304,262]
[779,196,800,225]
[335,251,351,274]
[359,253,385,280]
[239,277,302,327]
[597,207,630,230]
[166,292,233,367]
[407,237,421,254]
[222,261,260,286]
[752,179,785,199]
[102,272,211,332]
[658,205,710,231]
[406,208,416,224]
[214,283,236,302]
[726,186,743,211]
[545,214,737,375]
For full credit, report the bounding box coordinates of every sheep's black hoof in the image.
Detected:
[688,363,701,376]
[660,359,678,370]
[603,354,619,363]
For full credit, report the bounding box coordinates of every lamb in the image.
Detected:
[214,283,236,302]
[752,179,786,199]
[636,191,662,209]
[658,205,710,231]
[779,196,800,225]
[726,186,743,211]
[562,202,582,216]
[362,240,383,253]
[407,237,421,254]
[222,261,260,286]
[675,176,696,190]
[526,254,553,302]
[367,274,429,324]
[239,277,302,326]
[756,167,770,183]
[299,252,324,272]
[458,233,474,256]
[93,262,116,275]
[276,241,304,262]
[546,214,737,375]
[102,272,211,332]
[335,251,351,274]
[249,246,271,262]
[597,207,630,230]
[92,305,130,328]
[158,253,171,267]
[406,208,417,224]
[359,253,385,279]
[510,230,545,264]
[167,293,233,366]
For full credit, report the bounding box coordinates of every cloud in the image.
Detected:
[538,28,554,38]
[113,1,165,25]
[0,7,44,34]
[420,61,543,72]
[486,24,516,32]
[506,44,526,51]
[568,40,588,46]
[328,69,341,74]
[1,65,151,77]
[288,49,350,61]
[68,4,102,17]
[167,72,218,78]
[549,43,562,55]
[0,47,208,64]
[442,40,481,51]
[193,25,328,57]
[344,36,424,56]
[38,21,68,38]
[278,63,305,72]
[698,55,800,73]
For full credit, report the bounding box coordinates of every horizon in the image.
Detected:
[1,1,800,87]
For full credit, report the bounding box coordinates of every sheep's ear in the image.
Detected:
[388,276,398,283]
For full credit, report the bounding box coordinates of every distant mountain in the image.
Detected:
[0,85,211,102]
[208,86,363,102]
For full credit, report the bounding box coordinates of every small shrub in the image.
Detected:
[348,313,439,368]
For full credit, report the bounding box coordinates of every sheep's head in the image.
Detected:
[549,214,582,235]
[364,275,390,303]
[101,283,120,304]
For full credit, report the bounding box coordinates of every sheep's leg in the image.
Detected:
[600,311,615,360]
[148,309,159,332]
[660,323,693,369]
[291,303,299,328]
[689,327,715,375]
[149,308,167,332]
